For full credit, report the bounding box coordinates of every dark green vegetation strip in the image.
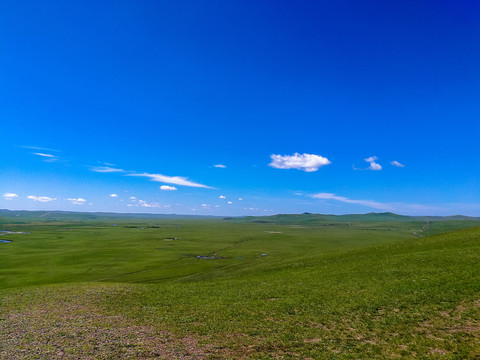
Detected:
[1,213,479,358]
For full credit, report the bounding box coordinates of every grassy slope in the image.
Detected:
[1,215,479,358]
[105,226,480,358]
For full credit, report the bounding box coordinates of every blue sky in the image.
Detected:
[1,0,479,216]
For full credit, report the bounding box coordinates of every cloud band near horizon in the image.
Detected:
[312,192,442,214]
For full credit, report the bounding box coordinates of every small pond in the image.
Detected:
[0,230,30,244]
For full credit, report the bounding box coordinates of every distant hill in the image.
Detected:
[1,209,480,225]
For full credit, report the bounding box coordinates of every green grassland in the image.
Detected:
[1,211,479,358]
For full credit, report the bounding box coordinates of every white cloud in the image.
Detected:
[219,195,226,199]
[238,198,243,201]
[364,156,382,171]
[27,195,56,202]
[228,201,233,204]
[67,197,87,205]
[391,160,405,168]
[138,200,160,208]
[109,194,118,198]
[160,185,177,191]
[90,166,125,173]
[129,196,137,200]
[129,172,213,189]
[213,164,227,168]
[3,193,18,200]
[127,199,162,208]
[201,203,211,208]
[269,153,331,172]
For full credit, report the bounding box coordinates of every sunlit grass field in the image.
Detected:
[1,212,479,358]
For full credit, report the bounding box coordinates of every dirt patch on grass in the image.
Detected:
[418,298,480,338]
[1,307,217,359]
[429,348,448,355]
[0,286,224,359]
[303,338,322,343]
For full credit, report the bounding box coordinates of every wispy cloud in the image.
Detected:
[67,197,87,205]
[213,164,227,168]
[219,195,226,199]
[312,192,442,214]
[228,201,233,204]
[160,185,177,191]
[34,152,55,158]
[312,193,389,210]
[3,193,18,200]
[91,165,212,189]
[391,160,405,168]
[269,153,331,172]
[364,156,382,170]
[33,152,59,162]
[109,194,118,198]
[90,166,125,173]
[27,195,56,202]
[129,172,213,189]
[21,145,58,152]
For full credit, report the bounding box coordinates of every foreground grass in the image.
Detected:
[1,224,479,358]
